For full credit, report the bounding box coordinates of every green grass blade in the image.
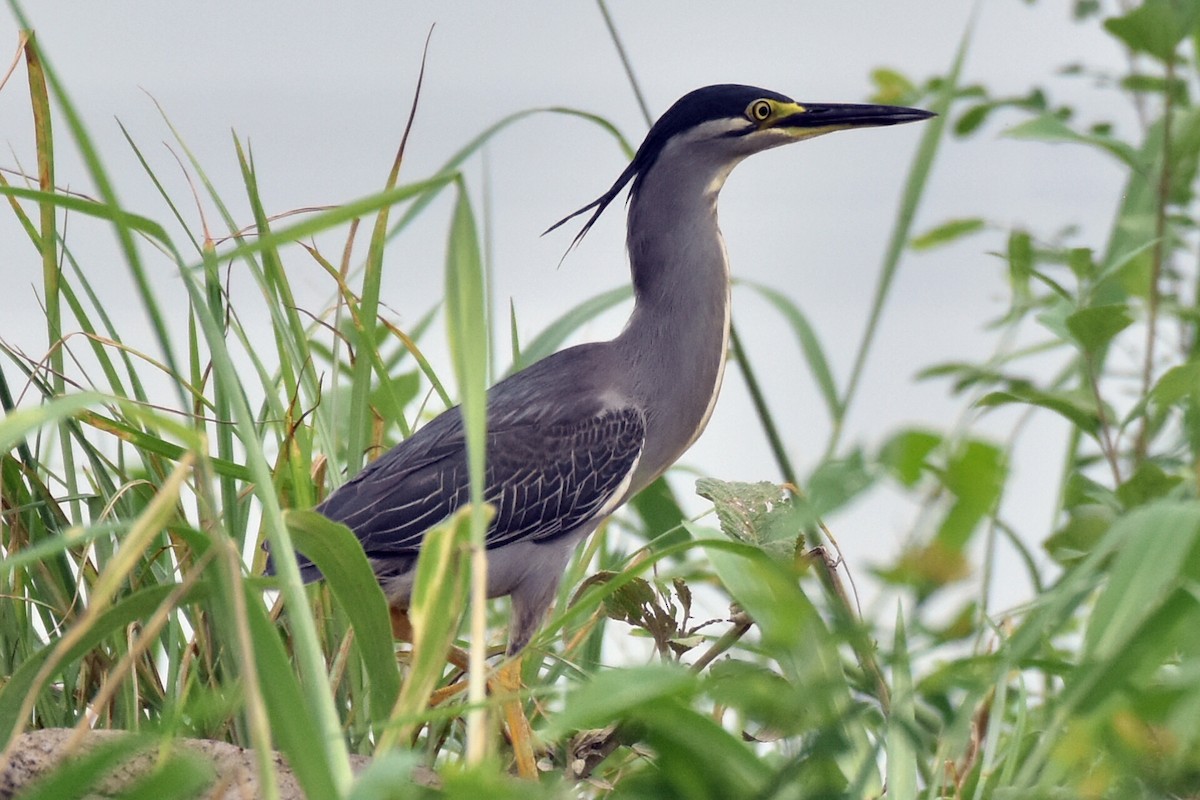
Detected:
[378,508,473,750]
[16,734,149,800]
[244,583,339,800]
[830,17,971,458]
[285,509,401,728]
[739,280,842,424]
[443,181,492,762]
[886,608,918,800]
[510,284,632,373]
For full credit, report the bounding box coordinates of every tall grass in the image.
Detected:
[3,2,1200,799]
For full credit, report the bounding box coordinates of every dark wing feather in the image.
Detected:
[316,404,645,561]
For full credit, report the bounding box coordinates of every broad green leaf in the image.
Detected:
[1065,303,1133,352]
[879,428,942,487]
[1044,504,1114,566]
[541,662,696,739]
[1084,502,1200,661]
[805,449,875,519]
[977,386,1102,436]
[1104,0,1198,61]
[935,438,1006,551]
[1115,461,1184,509]
[285,509,400,727]
[704,659,809,734]
[688,517,871,789]
[626,700,772,799]
[695,478,803,562]
[689,527,815,653]
[909,217,985,250]
[1005,114,1140,168]
[1148,361,1200,409]
[869,67,917,105]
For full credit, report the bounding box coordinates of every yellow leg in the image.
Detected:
[393,604,534,775]
[498,656,538,779]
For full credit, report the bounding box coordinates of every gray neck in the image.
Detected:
[613,143,739,489]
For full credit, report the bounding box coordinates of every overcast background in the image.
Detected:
[0,3,1135,617]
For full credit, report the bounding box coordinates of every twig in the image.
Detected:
[807,546,891,712]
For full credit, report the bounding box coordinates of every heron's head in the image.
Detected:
[548,83,934,249]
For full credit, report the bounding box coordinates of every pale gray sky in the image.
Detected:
[1,2,1134,614]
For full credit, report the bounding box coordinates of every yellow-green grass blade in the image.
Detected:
[378,507,475,751]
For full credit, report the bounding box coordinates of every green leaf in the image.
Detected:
[935,438,1006,551]
[688,528,818,653]
[804,450,875,519]
[444,184,490,544]
[869,67,917,105]
[627,700,773,799]
[1115,461,1183,508]
[954,103,993,136]
[695,478,803,562]
[383,506,475,745]
[909,217,985,250]
[704,659,808,734]
[1007,230,1034,298]
[17,734,149,800]
[285,509,400,727]
[879,428,942,487]
[1044,504,1114,566]
[245,584,340,800]
[977,386,1102,436]
[115,750,215,800]
[541,663,697,739]
[1006,114,1141,168]
[1065,303,1133,352]
[1084,502,1200,661]
[0,391,102,454]
[1148,361,1200,409]
[886,610,919,800]
[1104,0,1198,61]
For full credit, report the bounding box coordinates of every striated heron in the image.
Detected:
[270,84,933,655]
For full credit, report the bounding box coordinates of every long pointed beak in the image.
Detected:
[775,102,935,131]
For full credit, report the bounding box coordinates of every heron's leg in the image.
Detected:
[389,606,413,640]
[498,656,538,778]
[500,571,564,779]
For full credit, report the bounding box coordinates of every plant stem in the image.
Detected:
[730,325,798,486]
[1133,56,1175,465]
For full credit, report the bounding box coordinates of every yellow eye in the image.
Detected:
[748,100,773,122]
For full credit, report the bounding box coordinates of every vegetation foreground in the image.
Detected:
[4,2,1200,798]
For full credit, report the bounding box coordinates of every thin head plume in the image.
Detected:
[543,158,639,264]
